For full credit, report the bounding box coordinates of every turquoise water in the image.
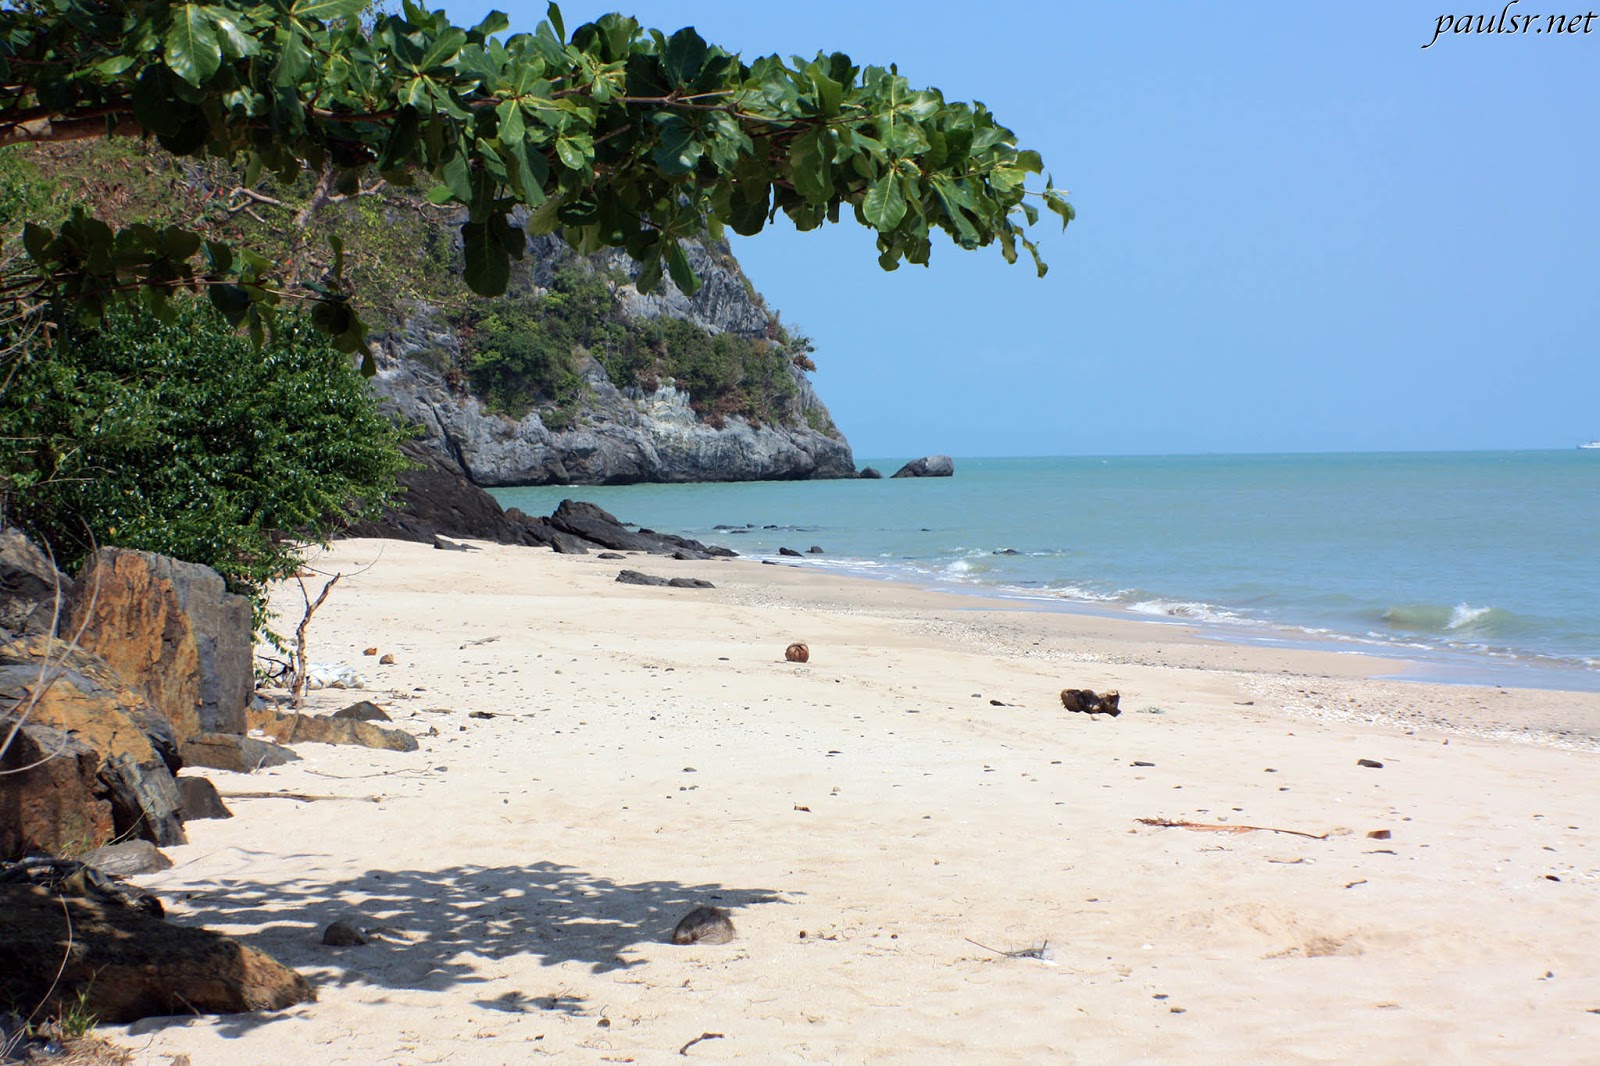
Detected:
[494,452,1600,691]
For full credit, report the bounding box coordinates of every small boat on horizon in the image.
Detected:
[1582,441,1600,450]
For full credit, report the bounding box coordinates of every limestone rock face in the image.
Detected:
[0,883,314,1023]
[0,527,72,636]
[63,548,253,741]
[891,455,956,478]
[0,636,187,857]
[366,236,856,487]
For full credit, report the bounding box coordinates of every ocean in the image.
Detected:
[493,451,1600,692]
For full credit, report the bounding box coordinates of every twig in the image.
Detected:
[678,1032,725,1055]
[1136,818,1328,841]
[964,937,1050,960]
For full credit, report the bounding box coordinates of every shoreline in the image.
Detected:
[731,550,1600,697]
[121,538,1600,1063]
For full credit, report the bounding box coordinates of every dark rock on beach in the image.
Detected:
[892,455,955,478]
[778,547,803,557]
[181,733,301,774]
[858,467,883,479]
[82,840,173,877]
[672,905,736,945]
[1060,688,1122,716]
[616,570,715,589]
[0,882,314,1023]
[333,700,392,722]
[178,776,234,820]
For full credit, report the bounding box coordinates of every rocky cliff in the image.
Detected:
[368,235,856,486]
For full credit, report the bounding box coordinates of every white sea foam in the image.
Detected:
[1447,603,1495,630]
[1128,599,1247,624]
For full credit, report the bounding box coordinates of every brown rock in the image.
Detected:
[177,776,234,820]
[671,905,736,945]
[331,700,392,723]
[0,637,186,857]
[0,528,72,636]
[83,840,173,876]
[181,733,301,773]
[785,642,810,663]
[321,919,367,946]
[245,707,418,752]
[1060,688,1121,716]
[0,719,114,859]
[0,883,314,1023]
[379,653,396,665]
[362,647,379,656]
[63,548,253,742]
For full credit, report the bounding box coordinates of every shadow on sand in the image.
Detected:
[128,857,788,1037]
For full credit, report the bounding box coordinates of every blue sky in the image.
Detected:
[441,1,1599,457]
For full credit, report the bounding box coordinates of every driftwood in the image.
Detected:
[219,791,380,803]
[678,1032,725,1055]
[1137,817,1328,841]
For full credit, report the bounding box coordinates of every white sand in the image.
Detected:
[122,539,1600,1064]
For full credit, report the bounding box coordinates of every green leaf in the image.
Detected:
[555,135,589,171]
[166,5,222,87]
[634,251,663,294]
[652,117,701,176]
[289,0,368,20]
[461,220,511,295]
[496,99,525,143]
[94,55,137,76]
[425,184,457,205]
[808,64,844,118]
[471,10,511,37]
[665,240,699,294]
[440,149,472,201]
[546,2,566,42]
[206,7,260,59]
[513,140,549,205]
[203,240,233,275]
[416,27,468,72]
[21,223,53,264]
[789,129,831,205]
[862,175,906,230]
[663,26,707,86]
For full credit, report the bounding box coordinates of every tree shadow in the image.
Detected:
[127,857,788,1037]
[171,856,784,980]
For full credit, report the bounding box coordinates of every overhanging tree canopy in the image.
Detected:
[0,1,1073,358]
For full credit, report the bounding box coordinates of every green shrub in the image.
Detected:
[0,301,410,626]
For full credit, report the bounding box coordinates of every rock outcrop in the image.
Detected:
[341,438,537,545]
[245,705,419,752]
[0,528,71,637]
[0,636,187,858]
[0,882,314,1022]
[892,455,956,478]
[367,237,856,487]
[63,548,253,741]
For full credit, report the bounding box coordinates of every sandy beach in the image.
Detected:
[118,538,1600,1064]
